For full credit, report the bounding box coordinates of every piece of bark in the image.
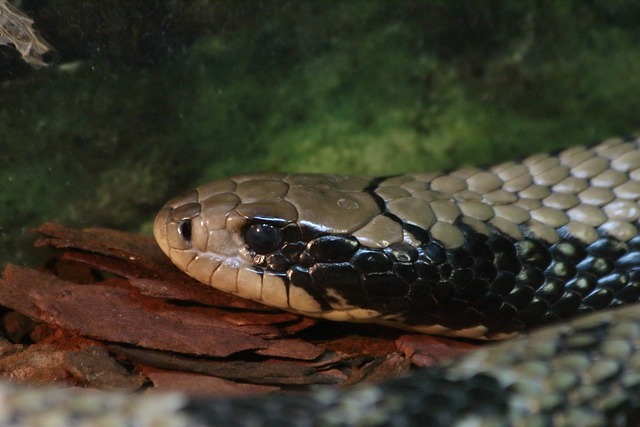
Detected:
[111,345,343,386]
[45,257,101,284]
[29,323,64,344]
[62,345,145,391]
[279,316,319,335]
[318,333,400,357]
[142,367,280,396]
[0,265,269,357]
[0,341,142,391]
[0,343,71,386]
[255,339,325,360]
[340,353,411,386]
[34,223,167,272]
[395,334,477,367]
[2,311,36,343]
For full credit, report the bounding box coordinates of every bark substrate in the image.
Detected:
[0,223,476,396]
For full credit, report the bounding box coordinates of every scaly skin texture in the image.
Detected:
[154,136,640,339]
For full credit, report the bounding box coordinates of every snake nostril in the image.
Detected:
[169,202,201,244]
[179,220,192,242]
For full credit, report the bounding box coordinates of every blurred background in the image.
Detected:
[1,1,639,267]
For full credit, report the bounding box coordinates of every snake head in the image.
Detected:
[153,172,417,323]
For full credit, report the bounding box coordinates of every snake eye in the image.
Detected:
[179,220,192,242]
[245,223,283,254]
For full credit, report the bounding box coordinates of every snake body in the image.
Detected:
[4,137,640,426]
[154,136,640,340]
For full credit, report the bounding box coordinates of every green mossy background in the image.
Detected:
[1,1,640,266]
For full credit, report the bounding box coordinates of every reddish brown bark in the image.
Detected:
[0,223,478,396]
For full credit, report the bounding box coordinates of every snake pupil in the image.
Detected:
[179,220,192,242]
[245,223,283,254]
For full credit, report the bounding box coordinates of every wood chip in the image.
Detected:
[395,334,477,366]
[0,342,143,391]
[142,367,280,396]
[255,339,325,360]
[0,266,269,357]
[111,345,343,386]
[62,345,146,391]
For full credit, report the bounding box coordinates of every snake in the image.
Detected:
[3,137,640,426]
